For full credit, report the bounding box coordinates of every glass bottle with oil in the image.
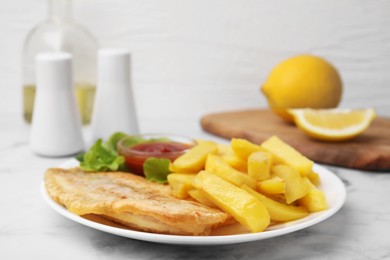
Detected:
[22,0,97,124]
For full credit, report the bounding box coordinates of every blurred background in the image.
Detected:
[1,0,389,135]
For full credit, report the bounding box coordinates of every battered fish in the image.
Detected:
[44,168,229,235]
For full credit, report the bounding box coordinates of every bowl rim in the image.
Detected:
[117,133,196,157]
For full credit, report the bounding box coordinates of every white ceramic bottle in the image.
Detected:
[91,49,139,141]
[30,52,84,156]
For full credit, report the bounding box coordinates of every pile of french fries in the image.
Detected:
[167,136,328,233]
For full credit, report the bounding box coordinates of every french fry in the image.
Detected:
[217,143,232,156]
[248,151,273,181]
[188,189,216,208]
[170,141,217,173]
[194,171,270,233]
[167,173,196,199]
[299,178,329,212]
[261,136,313,176]
[242,185,309,222]
[272,165,310,204]
[231,138,265,159]
[257,175,286,195]
[221,154,248,172]
[217,143,248,172]
[307,170,321,186]
[205,154,257,189]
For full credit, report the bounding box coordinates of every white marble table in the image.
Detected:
[1,110,389,260]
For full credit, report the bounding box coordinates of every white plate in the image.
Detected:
[41,159,346,245]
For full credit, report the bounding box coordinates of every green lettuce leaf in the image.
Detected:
[75,152,85,162]
[143,157,171,183]
[78,139,125,172]
[104,132,128,151]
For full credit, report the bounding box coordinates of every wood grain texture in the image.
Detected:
[201,109,390,171]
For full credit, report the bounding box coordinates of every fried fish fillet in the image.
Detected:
[44,168,229,235]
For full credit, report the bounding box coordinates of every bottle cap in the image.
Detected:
[36,52,73,91]
[98,49,130,86]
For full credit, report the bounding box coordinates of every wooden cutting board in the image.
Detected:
[201,109,390,171]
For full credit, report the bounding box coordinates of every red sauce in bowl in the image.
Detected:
[118,140,192,176]
[132,142,189,154]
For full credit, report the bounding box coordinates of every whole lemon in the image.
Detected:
[261,55,342,121]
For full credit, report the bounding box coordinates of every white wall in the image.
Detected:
[1,0,389,133]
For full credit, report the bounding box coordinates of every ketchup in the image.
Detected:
[120,141,190,176]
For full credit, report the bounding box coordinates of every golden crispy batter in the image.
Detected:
[44,168,229,235]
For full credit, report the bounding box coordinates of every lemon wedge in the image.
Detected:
[289,108,376,141]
